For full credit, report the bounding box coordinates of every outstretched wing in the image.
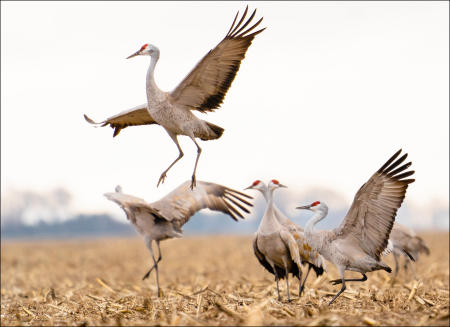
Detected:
[104,190,164,225]
[84,104,157,137]
[151,180,253,225]
[334,149,415,260]
[169,6,265,113]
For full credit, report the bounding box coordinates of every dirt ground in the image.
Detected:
[1,232,449,326]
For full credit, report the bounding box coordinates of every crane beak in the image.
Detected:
[296,204,311,210]
[279,183,287,188]
[126,50,140,59]
[244,185,254,190]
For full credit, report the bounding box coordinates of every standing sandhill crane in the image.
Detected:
[84,6,265,190]
[104,180,253,297]
[296,149,415,305]
[390,222,430,279]
[251,179,303,302]
[245,180,326,296]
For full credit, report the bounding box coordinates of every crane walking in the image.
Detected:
[250,180,303,302]
[245,180,325,297]
[104,181,253,297]
[84,6,265,189]
[389,222,430,279]
[296,149,415,305]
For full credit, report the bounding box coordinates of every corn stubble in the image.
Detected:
[1,233,449,326]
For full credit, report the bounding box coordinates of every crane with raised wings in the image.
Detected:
[85,6,265,189]
[104,180,253,297]
[296,149,415,304]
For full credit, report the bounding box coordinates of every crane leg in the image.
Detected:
[269,263,281,301]
[158,133,184,187]
[330,273,367,285]
[298,264,312,297]
[142,241,162,280]
[189,136,202,190]
[328,266,346,305]
[144,237,162,297]
[393,253,400,279]
[404,257,417,280]
[284,264,291,302]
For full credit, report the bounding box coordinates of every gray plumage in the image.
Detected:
[84,6,265,190]
[104,180,253,297]
[246,180,326,297]
[297,149,415,305]
[390,222,429,279]
[250,180,303,302]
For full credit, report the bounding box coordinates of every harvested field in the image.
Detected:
[1,232,449,326]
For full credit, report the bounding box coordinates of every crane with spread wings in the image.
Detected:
[85,6,265,189]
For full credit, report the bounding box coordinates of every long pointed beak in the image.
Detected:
[279,184,287,188]
[244,185,254,190]
[296,204,311,210]
[126,50,140,59]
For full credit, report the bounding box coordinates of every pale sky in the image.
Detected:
[2,1,449,223]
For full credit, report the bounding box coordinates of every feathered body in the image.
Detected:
[85,6,264,189]
[105,180,253,297]
[297,149,415,304]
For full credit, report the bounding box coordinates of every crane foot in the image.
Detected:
[157,172,167,187]
[190,175,197,190]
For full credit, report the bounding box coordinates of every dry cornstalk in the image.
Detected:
[96,278,116,293]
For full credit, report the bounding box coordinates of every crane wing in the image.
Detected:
[151,180,253,225]
[84,104,157,137]
[333,149,415,260]
[104,191,165,225]
[169,6,265,113]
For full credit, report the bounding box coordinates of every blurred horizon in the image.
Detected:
[2,183,448,240]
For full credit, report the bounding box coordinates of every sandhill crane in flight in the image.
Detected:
[245,180,326,297]
[296,149,415,305]
[104,181,253,297]
[389,222,429,279]
[84,6,265,190]
[250,179,304,302]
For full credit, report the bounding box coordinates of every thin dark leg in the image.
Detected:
[329,279,346,305]
[158,134,184,187]
[330,273,367,285]
[393,253,399,279]
[284,265,291,302]
[299,265,312,297]
[144,238,162,297]
[271,264,281,301]
[189,137,202,190]
[142,241,162,280]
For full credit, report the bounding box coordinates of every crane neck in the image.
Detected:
[146,53,160,91]
[258,187,281,233]
[305,207,328,235]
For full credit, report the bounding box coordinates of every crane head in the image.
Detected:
[126,43,159,59]
[268,179,287,190]
[244,180,266,191]
[296,201,326,212]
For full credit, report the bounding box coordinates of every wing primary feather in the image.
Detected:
[223,194,251,214]
[235,17,264,38]
[222,198,243,220]
[402,178,415,184]
[226,9,240,37]
[377,149,402,173]
[225,187,253,199]
[383,153,408,174]
[387,162,412,177]
[229,5,248,37]
[393,170,415,180]
[230,8,256,38]
[225,192,253,207]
